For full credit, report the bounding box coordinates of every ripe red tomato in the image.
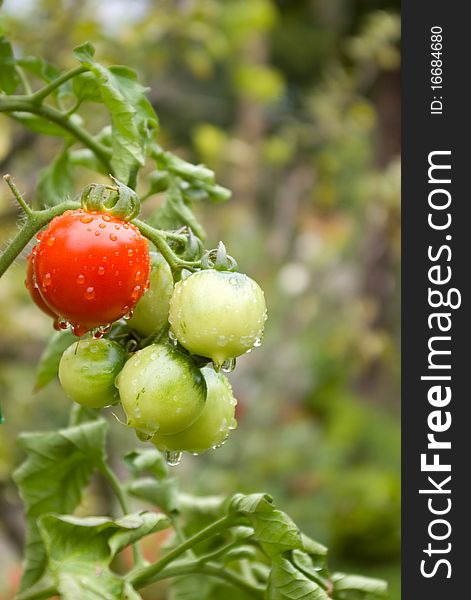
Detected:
[33,209,150,335]
[25,251,58,320]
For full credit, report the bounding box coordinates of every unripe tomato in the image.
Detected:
[32,209,151,335]
[58,338,127,408]
[128,252,174,336]
[25,252,58,320]
[151,367,237,454]
[169,270,267,366]
[116,344,206,435]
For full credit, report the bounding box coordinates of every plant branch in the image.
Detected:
[98,461,145,566]
[3,174,33,215]
[133,219,200,272]
[138,560,265,598]
[128,515,234,588]
[30,66,86,104]
[0,97,111,173]
[0,200,80,278]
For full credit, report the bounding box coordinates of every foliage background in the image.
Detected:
[0,0,400,598]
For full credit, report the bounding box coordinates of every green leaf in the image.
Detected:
[34,329,76,391]
[128,477,180,515]
[149,179,206,240]
[37,149,74,208]
[69,148,108,175]
[170,574,214,600]
[17,56,61,83]
[331,573,388,599]
[9,112,67,136]
[0,36,20,93]
[38,512,169,599]
[12,420,108,590]
[73,45,158,184]
[72,71,99,102]
[267,557,329,600]
[124,448,168,480]
[228,493,305,558]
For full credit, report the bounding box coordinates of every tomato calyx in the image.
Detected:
[80,177,140,221]
[201,241,238,272]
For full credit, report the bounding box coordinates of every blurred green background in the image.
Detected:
[0,1,400,598]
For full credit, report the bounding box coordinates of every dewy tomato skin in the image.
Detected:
[33,209,150,334]
[25,251,59,320]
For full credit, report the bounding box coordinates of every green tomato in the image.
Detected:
[169,270,267,366]
[128,252,174,337]
[59,338,127,408]
[116,343,206,435]
[151,367,237,454]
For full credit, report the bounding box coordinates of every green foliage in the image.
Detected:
[12,420,108,590]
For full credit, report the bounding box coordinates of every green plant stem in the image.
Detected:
[98,461,145,567]
[3,174,33,215]
[0,200,80,278]
[15,583,58,600]
[30,66,86,104]
[129,515,234,588]
[15,66,32,95]
[139,561,265,598]
[133,219,200,272]
[0,97,111,173]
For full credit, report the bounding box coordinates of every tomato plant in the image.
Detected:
[0,34,387,600]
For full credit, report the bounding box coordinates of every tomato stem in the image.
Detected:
[98,460,146,567]
[29,66,87,104]
[135,560,265,598]
[0,200,80,279]
[3,174,33,216]
[128,515,235,588]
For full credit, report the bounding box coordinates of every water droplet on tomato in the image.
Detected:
[95,231,100,236]
[85,286,95,300]
[77,274,85,284]
[43,273,52,286]
[99,222,106,229]
[110,233,117,241]
[58,320,70,330]
[123,308,134,320]
[115,224,120,230]
[93,330,104,339]
[97,266,105,275]
[72,323,88,336]
[115,251,120,257]
[127,249,134,257]
[47,237,55,247]
[131,285,142,300]
[221,358,236,373]
[165,451,182,466]
[102,214,111,222]
[36,231,44,240]
[102,256,108,263]
[87,227,92,232]
[123,223,129,229]
[135,271,142,281]
[80,215,93,224]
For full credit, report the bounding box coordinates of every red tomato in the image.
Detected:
[25,251,58,320]
[33,209,150,335]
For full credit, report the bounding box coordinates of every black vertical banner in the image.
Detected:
[403,2,471,598]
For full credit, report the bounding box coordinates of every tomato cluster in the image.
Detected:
[27,205,267,457]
